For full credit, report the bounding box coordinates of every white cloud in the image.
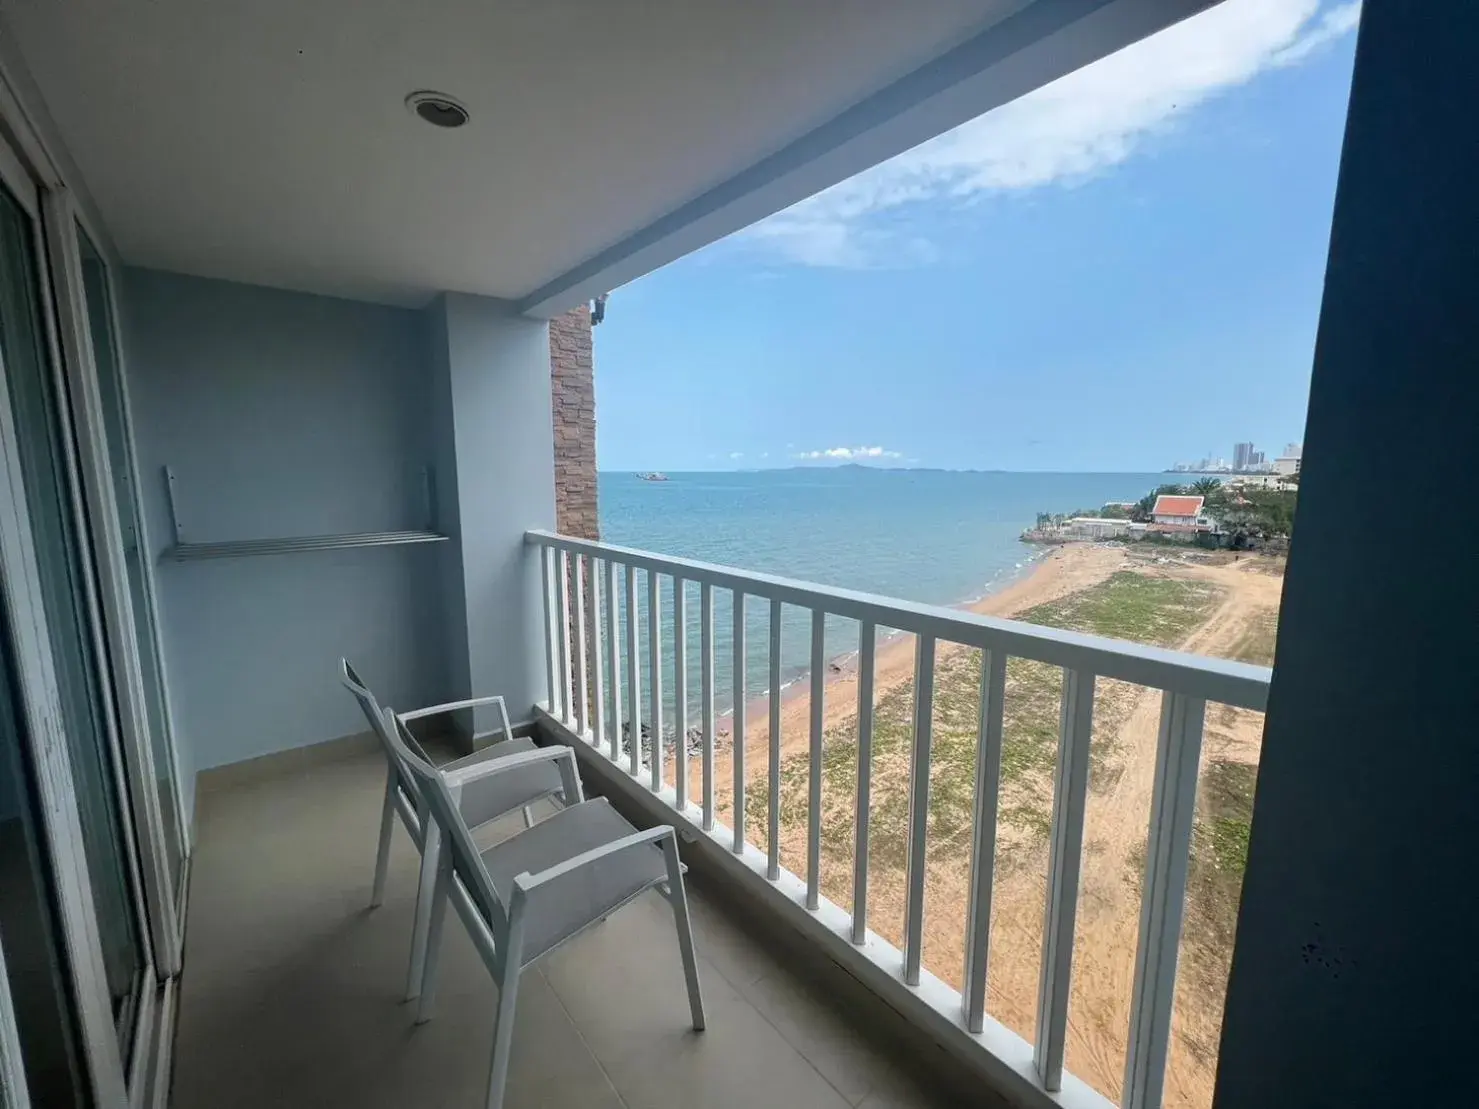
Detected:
[795,445,903,461]
[728,451,744,460]
[748,0,1360,267]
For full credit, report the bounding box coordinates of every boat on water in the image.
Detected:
[637,472,669,482]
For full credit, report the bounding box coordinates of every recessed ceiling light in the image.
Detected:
[406,91,469,129]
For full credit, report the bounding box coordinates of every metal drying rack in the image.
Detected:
[161,465,451,561]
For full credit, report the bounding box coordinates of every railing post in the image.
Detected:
[806,608,825,911]
[605,559,622,760]
[572,555,589,736]
[732,591,747,852]
[586,558,605,747]
[963,649,1007,1032]
[1123,692,1206,1109]
[648,571,664,792]
[1035,667,1096,1092]
[701,582,716,830]
[554,549,571,723]
[903,636,936,986]
[626,563,642,776]
[767,600,783,881]
[673,577,688,811]
[540,545,559,717]
[851,621,876,943]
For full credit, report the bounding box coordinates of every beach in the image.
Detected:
[685,540,1282,1109]
[698,541,1131,792]
[600,469,1282,1108]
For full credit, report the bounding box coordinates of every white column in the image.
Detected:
[425,294,555,739]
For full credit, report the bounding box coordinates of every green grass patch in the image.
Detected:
[1185,759,1257,990]
[1024,571,1222,645]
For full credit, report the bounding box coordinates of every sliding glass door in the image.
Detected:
[0,600,89,1106]
[0,160,135,1102]
[39,194,186,984]
[0,178,151,1045]
[76,227,186,905]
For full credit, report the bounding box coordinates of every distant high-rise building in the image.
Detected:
[1285,442,1303,459]
[1251,450,1266,467]
[1234,441,1254,471]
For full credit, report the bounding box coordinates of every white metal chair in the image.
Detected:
[339,660,576,999]
[383,706,706,1109]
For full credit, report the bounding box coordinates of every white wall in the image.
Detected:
[119,269,450,790]
[426,294,556,733]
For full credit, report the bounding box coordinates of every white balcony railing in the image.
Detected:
[526,530,1271,1109]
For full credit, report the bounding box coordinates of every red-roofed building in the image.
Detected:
[1151,495,1206,527]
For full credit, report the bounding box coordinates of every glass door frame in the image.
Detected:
[43,188,186,980]
[73,216,192,911]
[0,932,29,1108]
[0,131,133,1107]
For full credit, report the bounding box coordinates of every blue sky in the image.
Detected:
[595,0,1360,473]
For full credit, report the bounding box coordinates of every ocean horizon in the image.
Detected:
[591,468,1171,724]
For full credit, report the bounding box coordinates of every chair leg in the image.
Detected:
[406,822,441,1001]
[486,928,527,1109]
[370,767,397,908]
[415,848,453,1024]
[661,835,706,1031]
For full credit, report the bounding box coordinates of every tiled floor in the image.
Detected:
[171,746,956,1109]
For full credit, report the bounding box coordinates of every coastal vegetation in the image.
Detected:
[748,566,1223,911]
[736,547,1276,1107]
[1048,477,1298,543]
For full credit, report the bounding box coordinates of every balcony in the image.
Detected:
[525,532,1271,1109]
[0,4,1463,1108]
[172,736,952,1109]
[162,532,1272,1109]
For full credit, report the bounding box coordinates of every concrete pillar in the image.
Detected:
[425,294,555,737]
[1213,6,1479,1106]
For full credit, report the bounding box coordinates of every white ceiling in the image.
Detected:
[6,0,1026,307]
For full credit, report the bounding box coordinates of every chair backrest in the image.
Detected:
[339,659,426,806]
[384,709,510,940]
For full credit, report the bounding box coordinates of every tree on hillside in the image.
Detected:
[1190,477,1222,496]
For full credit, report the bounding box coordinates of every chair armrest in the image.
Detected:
[441,736,536,775]
[439,743,583,805]
[513,825,674,893]
[400,695,514,746]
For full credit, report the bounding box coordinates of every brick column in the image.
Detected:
[549,305,599,540]
[549,305,600,723]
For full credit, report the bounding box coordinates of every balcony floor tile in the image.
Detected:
[172,745,955,1109]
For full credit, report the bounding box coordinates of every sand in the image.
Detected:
[697,542,1131,796]
[686,544,1283,1109]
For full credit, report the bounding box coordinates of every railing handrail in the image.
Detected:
[525,530,1270,710]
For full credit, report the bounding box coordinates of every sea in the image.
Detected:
[594,468,1170,721]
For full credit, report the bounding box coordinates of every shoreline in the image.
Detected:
[698,541,1130,786]
[714,545,1056,726]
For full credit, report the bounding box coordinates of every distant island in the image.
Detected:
[636,472,669,482]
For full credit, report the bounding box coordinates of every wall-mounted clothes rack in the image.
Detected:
[161,464,451,562]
